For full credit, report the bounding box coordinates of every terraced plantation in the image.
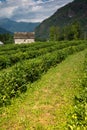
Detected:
[0,40,87,129]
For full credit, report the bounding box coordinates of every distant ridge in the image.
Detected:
[0,18,40,33]
[0,26,11,34]
[35,0,87,41]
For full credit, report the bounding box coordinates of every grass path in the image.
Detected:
[0,50,86,130]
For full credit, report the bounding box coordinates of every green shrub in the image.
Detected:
[0,40,86,70]
[0,41,87,107]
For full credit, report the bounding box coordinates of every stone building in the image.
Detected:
[14,32,35,44]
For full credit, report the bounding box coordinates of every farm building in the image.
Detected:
[0,41,4,45]
[14,32,35,44]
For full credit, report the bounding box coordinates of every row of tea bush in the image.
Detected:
[0,41,87,70]
[0,42,87,106]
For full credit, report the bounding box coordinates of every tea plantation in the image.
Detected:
[0,40,87,129]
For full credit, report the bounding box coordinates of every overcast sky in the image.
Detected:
[0,0,73,22]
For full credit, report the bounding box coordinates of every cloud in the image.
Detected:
[0,0,73,22]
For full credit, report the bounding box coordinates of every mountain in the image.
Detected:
[0,18,40,33]
[35,0,87,41]
[0,26,11,34]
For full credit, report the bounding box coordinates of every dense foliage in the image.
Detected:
[49,22,81,41]
[0,41,87,106]
[0,34,14,44]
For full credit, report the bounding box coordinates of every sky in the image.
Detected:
[0,0,73,22]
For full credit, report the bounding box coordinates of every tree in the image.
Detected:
[63,21,81,40]
[63,25,74,40]
[71,21,81,40]
[0,33,14,44]
[49,26,60,41]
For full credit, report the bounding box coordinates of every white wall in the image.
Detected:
[14,39,35,44]
[0,41,4,45]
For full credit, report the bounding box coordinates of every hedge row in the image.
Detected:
[0,40,85,56]
[0,41,65,69]
[0,41,60,55]
[0,43,87,106]
[67,53,87,130]
[0,41,86,70]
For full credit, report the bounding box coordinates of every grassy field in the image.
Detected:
[0,49,86,130]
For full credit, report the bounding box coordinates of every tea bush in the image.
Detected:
[0,41,87,70]
[0,42,87,106]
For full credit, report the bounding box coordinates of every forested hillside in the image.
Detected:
[35,0,87,41]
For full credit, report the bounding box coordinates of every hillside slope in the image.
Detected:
[0,50,86,129]
[0,27,11,34]
[0,18,40,33]
[35,0,87,41]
